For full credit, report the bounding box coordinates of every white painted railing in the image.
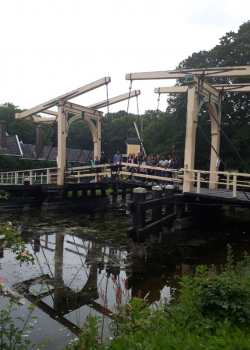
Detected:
[185,169,250,198]
[0,167,58,185]
[1,163,249,200]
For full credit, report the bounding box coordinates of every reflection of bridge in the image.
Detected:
[13,233,118,335]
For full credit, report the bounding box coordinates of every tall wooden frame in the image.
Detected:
[126,66,250,192]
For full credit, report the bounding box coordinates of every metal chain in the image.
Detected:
[136,94,140,126]
[117,79,132,179]
[106,83,111,158]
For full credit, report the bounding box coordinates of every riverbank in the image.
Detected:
[71,245,250,349]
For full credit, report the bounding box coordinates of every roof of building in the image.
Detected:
[0,136,22,156]
[1,135,93,162]
[126,137,141,145]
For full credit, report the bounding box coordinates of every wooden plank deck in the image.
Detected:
[182,186,250,205]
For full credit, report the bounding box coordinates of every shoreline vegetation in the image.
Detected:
[68,245,250,350]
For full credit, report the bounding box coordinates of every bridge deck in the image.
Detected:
[182,186,250,205]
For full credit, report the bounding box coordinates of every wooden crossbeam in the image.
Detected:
[15,77,110,120]
[125,66,250,80]
[88,90,141,109]
[154,86,188,94]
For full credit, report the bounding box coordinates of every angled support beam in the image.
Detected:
[42,110,58,116]
[15,77,111,120]
[87,90,141,109]
[126,66,250,81]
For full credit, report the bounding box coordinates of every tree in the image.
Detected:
[0,103,53,146]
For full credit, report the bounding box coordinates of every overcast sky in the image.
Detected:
[1,0,249,116]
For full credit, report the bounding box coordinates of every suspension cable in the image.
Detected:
[117,79,133,179]
[106,82,111,159]
[136,94,140,127]
[194,121,231,173]
[195,120,250,200]
[221,105,250,152]
[198,92,250,174]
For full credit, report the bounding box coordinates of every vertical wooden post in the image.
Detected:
[30,171,33,185]
[183,79,198,193]
[15,172,18,185]
[207,103,221,190]
[197,172,201,193]
[151,185,162,222]
[1,173,3,185]
[233,175,237,198]
[57,106,66,186]
[47,169,50,184]
[77,171,80,183]
[133,187,147,242]
[226,173,230,190]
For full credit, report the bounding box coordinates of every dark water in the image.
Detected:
[1,202,250,349]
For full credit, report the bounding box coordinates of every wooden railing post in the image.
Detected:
[47,169,50,184]
[0,173,3,185]
[77,171,80,183]
[151,185,163,223]
[15,172,18,185]
[197,172,201,194]
[30,171,33,185]
[233,175,237,198]
[226,173,230,190]
[133,187,147,242]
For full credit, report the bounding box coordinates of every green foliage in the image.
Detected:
[69,245,250,350]
[65,315,104,350]
[0,103,53,146]
[0,221,51,349]
[179,250,250,325]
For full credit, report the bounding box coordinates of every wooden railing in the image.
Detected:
[1,163,249,199]
[185,169,250,197]
[67,162,183,185]
[0,168,58,185]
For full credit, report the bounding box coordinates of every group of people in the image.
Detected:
[87,147,181,188]
[125,148,181,189]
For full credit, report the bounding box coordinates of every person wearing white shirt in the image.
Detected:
[159,155,169,187]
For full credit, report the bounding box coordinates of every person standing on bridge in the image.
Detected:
[100,151,107,180]
[171,152,181,189]
[113,150,123,180]
[159,155,169,188]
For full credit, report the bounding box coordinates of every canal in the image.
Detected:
[1,202,250,349]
